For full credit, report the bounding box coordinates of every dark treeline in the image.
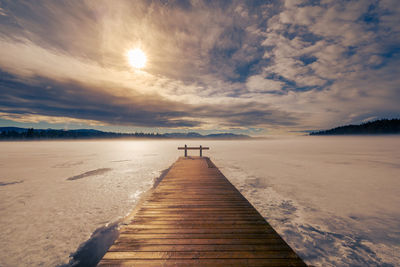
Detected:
[0,127,249,140]
[0,128,164,140]
[310,118,400,135]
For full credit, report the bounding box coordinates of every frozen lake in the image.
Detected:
[0,136,399,266]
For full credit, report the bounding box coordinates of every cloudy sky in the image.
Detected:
[0,0,399,135]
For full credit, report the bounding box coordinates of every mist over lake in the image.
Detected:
[0,136,399,266]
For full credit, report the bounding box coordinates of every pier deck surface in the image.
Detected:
[98,157,306,266]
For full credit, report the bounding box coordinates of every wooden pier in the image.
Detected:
[98,156,306,266]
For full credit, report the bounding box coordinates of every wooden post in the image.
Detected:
[178,145,209,157]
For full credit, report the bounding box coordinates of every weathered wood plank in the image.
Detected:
[98,258,306,267]
[130,218,267,222]
[98,157,306,266]
[113,238,289,245]
[108,244,292,252]
[118,224,272,230]
[117,233,281,239]
[102,251,300,259]
[120,228,274,234]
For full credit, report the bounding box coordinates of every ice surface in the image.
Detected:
[66,168,112,181]
[0,137,399,266]
[0,140,179,267]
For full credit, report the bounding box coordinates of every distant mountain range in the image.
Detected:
[310,119,400,135]
[0,127,250,140]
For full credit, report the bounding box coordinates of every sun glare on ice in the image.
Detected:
[127,48,147,69]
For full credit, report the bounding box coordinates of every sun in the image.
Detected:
[127,48,147,69]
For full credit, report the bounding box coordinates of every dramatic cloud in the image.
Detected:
[0,0,399,133]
